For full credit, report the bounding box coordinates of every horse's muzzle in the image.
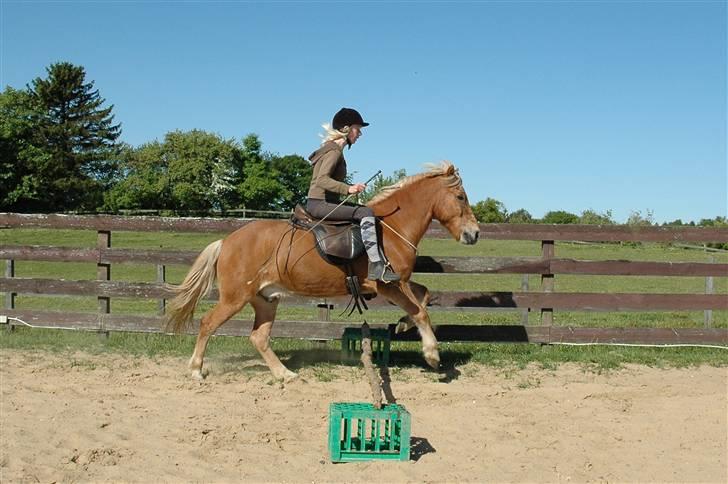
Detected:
[460,228,479,245]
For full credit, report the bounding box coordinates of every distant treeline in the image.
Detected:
[2,62,725,230]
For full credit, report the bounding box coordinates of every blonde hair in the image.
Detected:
[319,123,351,144]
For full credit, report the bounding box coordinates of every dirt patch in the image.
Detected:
[1,350,726,483]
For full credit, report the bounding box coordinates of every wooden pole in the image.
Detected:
[97,231,111,314]
[541,240,555,329]
[361,322,383,409]
[704,255,714,328]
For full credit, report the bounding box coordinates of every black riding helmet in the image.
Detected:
[332,108,370,130]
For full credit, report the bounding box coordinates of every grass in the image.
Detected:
[1,227,727,368]
[2,327,726,370]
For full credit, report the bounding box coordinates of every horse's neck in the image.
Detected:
[370,184,433,247]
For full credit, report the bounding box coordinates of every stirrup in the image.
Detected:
[368,259,400,283]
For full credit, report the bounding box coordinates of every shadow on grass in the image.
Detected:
[278,346,475,383]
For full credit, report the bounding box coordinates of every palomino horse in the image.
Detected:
[165,162,479,380]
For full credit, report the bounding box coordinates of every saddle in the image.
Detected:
[289,204,371,315]
[289,204,365,266]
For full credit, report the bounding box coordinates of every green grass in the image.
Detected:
[1,227,727,368]
[2,327,726,370]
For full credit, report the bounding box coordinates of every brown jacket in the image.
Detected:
[307,141,350,202]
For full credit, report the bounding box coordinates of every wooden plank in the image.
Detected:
[549,259,728,277]
[469,223,728,243]
[5,246,726,277]
[3,309,726,345]
[0,213,253,233]
[0,246,198,265]
[3,213,727,242]
[428,292,728,311]
[2,278,726,311]
[414,255,547,273]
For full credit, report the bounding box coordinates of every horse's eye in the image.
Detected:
[457,195,465,201]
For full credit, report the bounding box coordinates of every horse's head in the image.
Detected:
[431,162,480,245]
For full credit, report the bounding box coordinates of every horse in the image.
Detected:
[165,161,480,380]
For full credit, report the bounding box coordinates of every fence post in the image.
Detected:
[157,264,166,315]
[521,274,529,324]
[5,259,15,310]
[318,300,332,321]
[540,240,554,330]
[97,231,111,315]
[704,255,714,328]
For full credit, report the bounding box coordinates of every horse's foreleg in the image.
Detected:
[189,298,246,380]
[378,282,440,370]
[250,296,297,381]
[396,281,431,333]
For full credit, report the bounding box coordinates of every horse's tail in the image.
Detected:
[164,239,223,333]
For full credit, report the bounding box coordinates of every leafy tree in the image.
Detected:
[626,209,654,226]
[105,130,240,213]
[579,209,615,225]
[471,198,507,223]
[26,62,121,211]
[237,134,286,211]
[269,153,312,209]
[506,208,533,224]
[0,87,49,210]
[104,141,169,211]
[358,169,407,204]
[542,210,579,224]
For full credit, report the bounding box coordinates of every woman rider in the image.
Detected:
[306,107,400,283]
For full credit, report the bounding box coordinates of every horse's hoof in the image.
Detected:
[424,351,440,370]
[282,370,299,383]
[191,368,208,380]
[395,317,415,334]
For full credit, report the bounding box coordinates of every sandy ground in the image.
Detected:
[1,349,726,483]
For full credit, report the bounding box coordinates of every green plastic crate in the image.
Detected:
[341,327,391,366]
[328,402,410,462]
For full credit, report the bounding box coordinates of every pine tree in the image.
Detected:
[27,62,121,211]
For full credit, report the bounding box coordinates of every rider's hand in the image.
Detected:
[348,183,366,194]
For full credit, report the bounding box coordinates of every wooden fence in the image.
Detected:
[1,212,727,345]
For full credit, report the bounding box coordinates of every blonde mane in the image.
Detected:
[369,161,462,205]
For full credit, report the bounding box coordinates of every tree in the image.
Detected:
[542,210,579,224]
[506,208,533,224]
[626,209,654,226]
[237,134,286,211]
[358,169,407,204]
[0,87,49,210]
[26,62,121,211]
[579,209,615,225]
[269,153,312,209]
[105,130,240,213]
[104,141,170,211]
[471,198,507,223]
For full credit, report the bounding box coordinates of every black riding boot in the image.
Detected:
[368,255,400,283]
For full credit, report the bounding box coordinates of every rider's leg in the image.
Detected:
[353,207,400,283]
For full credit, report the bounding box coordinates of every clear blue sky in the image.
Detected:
[2,0,726,223]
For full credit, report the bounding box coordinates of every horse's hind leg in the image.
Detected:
[189,297,247,380]
[250,296,298,381]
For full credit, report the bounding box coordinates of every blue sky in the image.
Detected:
[2,0,726,223]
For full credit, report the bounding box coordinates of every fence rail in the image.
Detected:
[1,213,727,345]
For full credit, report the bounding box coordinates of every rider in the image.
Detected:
[306,107,400,283]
